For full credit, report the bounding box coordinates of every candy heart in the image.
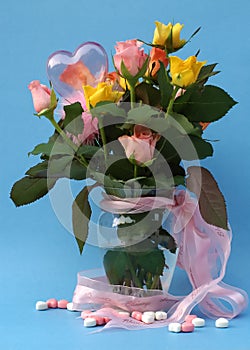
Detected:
[47,42,108,98]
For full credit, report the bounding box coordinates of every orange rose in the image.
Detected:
[200,122,210,130]
[148,47,169,77]
[105,71,127,91]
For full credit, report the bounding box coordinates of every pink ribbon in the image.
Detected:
[72,190,248,330]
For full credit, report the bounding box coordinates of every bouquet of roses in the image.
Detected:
[11,20,238,294]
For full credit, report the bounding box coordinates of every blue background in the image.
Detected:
[1,0,250,349]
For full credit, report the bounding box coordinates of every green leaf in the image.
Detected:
[103,248,165,288]
[173,86,196,111]
[63,102,84,135]
[186,166,229,230]
[196,63,220,85]
[25,155,86,180]
[180,135,213,160]
[92,102,126,119]
[135,82,161,107]
[103,250,131,285]
[127,104,160,125]
[77,145,99,158]
[188,26,201,41]
[48,155,72,177]
[190,135,213,159]
[10,177,57,207]
[36,89,58,120]
[105,156,134,181]
[137,56,150,78]
[126,110,171,134]
[28,142,54,157]
[159,128,213,161]
[63,102,84,125]
[133,249,165,276]
[103,116,126,143]
[72,186,92,254]
[120,57,149,83]
[174,85,237,122]
[104,177,126,198]
[50,88,58,109]
[28,136,73,157]
[141,175,185,195]
[64,115,84,136]
[157,61,173,109]
[146,117,170,133]
[127,104,156,121]
[120,60,137,83]
[26,161,48,177]
[70,159,87,180]
[91,172,127,198]
[26,156,73,178]
[168,112,199,135]
[156,137,181,164]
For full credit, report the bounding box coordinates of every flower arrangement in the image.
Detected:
[10,21,248,322]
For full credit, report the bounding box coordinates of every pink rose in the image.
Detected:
[63,91,88,111]
[72,112,99,145]
[28,80,51,113]
[58,89,98,145]
[118,125,160,164]
[113,39,148,77]
[62,93,98,145]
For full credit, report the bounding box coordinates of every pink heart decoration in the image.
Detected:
[47,42,108,98]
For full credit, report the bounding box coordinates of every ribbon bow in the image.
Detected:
[72,190,248,330]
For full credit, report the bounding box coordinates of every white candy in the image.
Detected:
[155,311,167,321]
[143,311,155,318]
[192,317,205,327]
[168,322,182,333]
[215,317,229,328]
[141,313,155,324]
[66,302,76,312]
[83,317,97,327]
[36,301,48,311]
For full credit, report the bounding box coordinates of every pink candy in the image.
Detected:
[38,300,207,333]
[168,314,199,333]
[181,322,195,333]
[81,310,93,319]
[185,314,197,322]
[58,299,69,309]
[81,310,110,327]
[47,298,58,308]
[131,311,142,321]
[37,298,75,311]
[103,317,111,323]
[91,316,106,326]
[180,314,197,333]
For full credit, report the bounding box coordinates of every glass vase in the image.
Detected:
[86,186,179,296]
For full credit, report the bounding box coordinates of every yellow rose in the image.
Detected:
[152,21,186,51]
[169,56,206,87]
[83,82,124,110]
